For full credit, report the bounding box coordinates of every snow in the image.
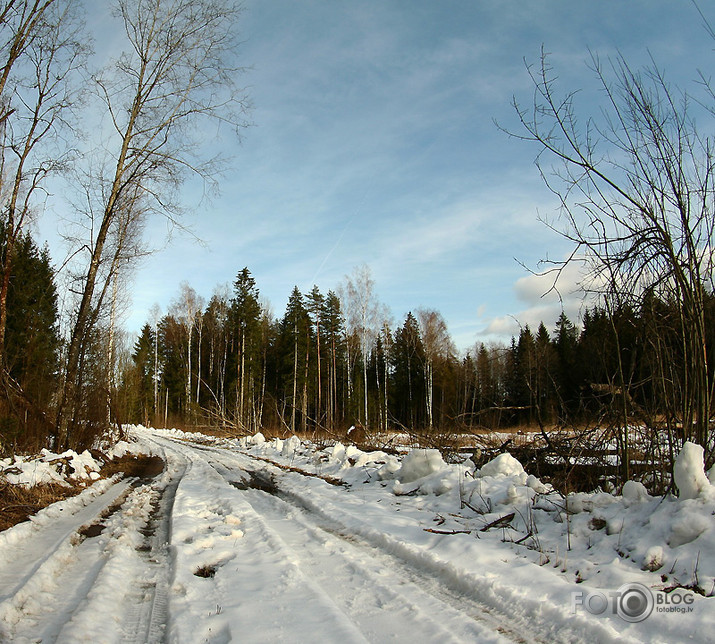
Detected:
[224,430,714,641]
[1,448,103,487]
[673,441,713,500]
[0,427,713,642]
[621,480,651,506]
[642,545,664,572]
[478,451,526,479]
[394,448,447,483]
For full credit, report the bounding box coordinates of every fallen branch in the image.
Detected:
[423,528,472,535]
[462,499,487,515]
[480,512,516,532]
[514,531,534,545]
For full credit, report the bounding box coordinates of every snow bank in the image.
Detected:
[250,432,266,446]
[621,480,650,506]
[281,435,301,457]
[0,449,102,487]
[0,427,157,494]
[478,452,526,479]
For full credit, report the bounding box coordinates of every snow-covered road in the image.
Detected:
[1,427,712,642]
[159,438,525,643]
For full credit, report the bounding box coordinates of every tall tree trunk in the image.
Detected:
[363,354,368,428]
[425,358,433,429]
[302,334,309,432]
[153,318,158,423]
[186,323,193,415]
[196,320,202,404]
[292,320,298,433]
[316,315,321,424]
[57,51,148,447]
[106,271,118,425]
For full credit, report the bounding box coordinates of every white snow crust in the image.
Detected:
[0,428,713,643]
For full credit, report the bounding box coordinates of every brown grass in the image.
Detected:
[193,564,217,578]
[0,480,84,531]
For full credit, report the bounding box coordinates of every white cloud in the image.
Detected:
[107,0,713,344]
[482,258,596,341]
[513,260,588,306]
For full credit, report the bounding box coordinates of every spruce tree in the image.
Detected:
[306,286,325,427]
[230,268,262,431]
[279,287,310,432]
[554,313,580,421]
[391,313,425,429]
[132,324,156,424]
[0,231,60,447]
[323,290,345,428]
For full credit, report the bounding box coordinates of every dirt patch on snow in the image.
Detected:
[101,453,165,481]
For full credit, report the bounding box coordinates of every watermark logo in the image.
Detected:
[572,582,693,623]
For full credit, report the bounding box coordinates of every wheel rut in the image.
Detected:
[196,446,538,644]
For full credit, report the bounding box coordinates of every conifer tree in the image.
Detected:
[231,268,262,431]
[157,314,185,421]
[131,323,155,424]
[3,232,60,416]
[534,322,555,423]
[554,313,579,420]
[279,286,310,432]
[306,285,325,426]
[323,290,345,429]
[391,313,425,429]
[475,343,498,427]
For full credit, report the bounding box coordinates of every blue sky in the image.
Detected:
[42,1,715,351]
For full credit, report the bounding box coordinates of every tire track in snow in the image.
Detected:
[152,435,374,643]
[179,438,627,644]
[240,479,516,643]
[0,447,184,644]
[0,478,134,642]
[185,443,522,643]
[120,443,189,644]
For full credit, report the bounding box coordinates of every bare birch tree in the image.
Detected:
[172,281,201,414]
[342,264,383,429]
[56,0,248,446]
[416,308,453,430]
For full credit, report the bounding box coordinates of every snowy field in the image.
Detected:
[0,426,713,642]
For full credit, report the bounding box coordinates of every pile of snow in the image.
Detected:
[224,429,715,599]
[0,449,102,487]
[393,449,447,483]
[621,479,651,506]
[0,432,155,491]
[478,451,526,479]
[106,439,146,460]
[281,434,301,457]
[674,441,714,500]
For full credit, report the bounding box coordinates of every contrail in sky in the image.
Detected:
[306,192,367,289]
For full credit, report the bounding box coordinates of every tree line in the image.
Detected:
[5,223,714,492]
[122,267,715,458]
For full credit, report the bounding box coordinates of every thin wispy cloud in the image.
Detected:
[61,0,715,351]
